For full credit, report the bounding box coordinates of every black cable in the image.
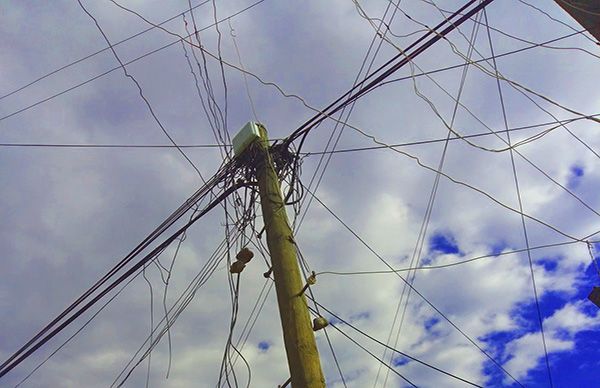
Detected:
[305,306,420,387]
[0,172,243,379]
[299,114,600,156]
[77,0,205,180]
[0,0,212,101]
[284,0,495,146]
[482,8,554,387]
[0,0,267,124]
[302,185,524,387]
[307,301,484,388]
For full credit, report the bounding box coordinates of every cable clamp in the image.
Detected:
[297,271,316,296]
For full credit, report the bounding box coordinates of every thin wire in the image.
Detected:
[417,0,600,163]
[516,0,597,43]
[483,9,554,387]
[161,208,198,378]
[0,0,212,101]
[302,117,583,242]
[180,15,228,159]
[316,240,587,277]
[375,29,586,89]
[228,19,260,123]
[0,0,268,124]
[307,301,485,388]
[356,1,600,222]
[295,0,403,243]
[382,11,483,386]
[0,175,242,379]
[76,0,205,181]
[209,0,232,147]
[307,305,418,388]
[284,0,495,145]
[295,246,348,387]
[298,115,600,155]
[141,263,154,388]
[302,184,524,386]
[113,227,248,388]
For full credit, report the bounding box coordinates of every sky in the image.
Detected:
[1,0,600,387]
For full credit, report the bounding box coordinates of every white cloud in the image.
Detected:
[2,0,600,387]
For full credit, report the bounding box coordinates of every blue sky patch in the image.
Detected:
[429,232,460,254]
[567,165,585,189]
[491,241,509,256]
[258,341,270,352]
[392,356,409,367]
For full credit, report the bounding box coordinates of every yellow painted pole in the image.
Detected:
[254,124,326,387]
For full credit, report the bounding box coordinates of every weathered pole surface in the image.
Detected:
[254,124,325,387]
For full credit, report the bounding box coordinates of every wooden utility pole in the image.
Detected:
[254,124,326,387]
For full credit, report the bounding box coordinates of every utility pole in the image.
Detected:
[254,124,326,387]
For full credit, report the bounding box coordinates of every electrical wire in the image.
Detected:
[307,300,485,388]
[0,161,243,379]
[0,0,268,124]
[283,0,496,146]
[307,303,417,388]
[76,0,205,181]
[482,9,554,386]
[302,183,524,386]
[316,239,589,277]
[298,114,600,156]
[0,0,212,102]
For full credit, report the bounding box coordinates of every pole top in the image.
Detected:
[232,121,264,156]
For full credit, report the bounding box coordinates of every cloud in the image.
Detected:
[504,300,600,382]
[1,0,600,387]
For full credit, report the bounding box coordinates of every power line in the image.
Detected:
[0,160,242,379]
[307,300,485,388]
[297,115,600,155]
[283,0,496,146]
[77,0,205,180]
[0,0,267,124]
[0,142,228,149]
[483,8,554,387]
[0,0,212,102]
[375,30,585,90]
[3,116,592,151]
[307,304,418,388]
[354,1,600,223]
[316,239,589,277]
[301,184,524,386]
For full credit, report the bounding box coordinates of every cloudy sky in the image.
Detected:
[1,0,600,387]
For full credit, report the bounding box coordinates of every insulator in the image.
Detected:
[312,316,329,331]
[236,247,254,263]
[230,260,246,274]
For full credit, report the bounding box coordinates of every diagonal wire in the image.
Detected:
[302,184,524,386]
[308,300,485,388]
[380,9,484,387]
[0,0,212,101]
[483,8,554,387]
[76,0,205,181]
